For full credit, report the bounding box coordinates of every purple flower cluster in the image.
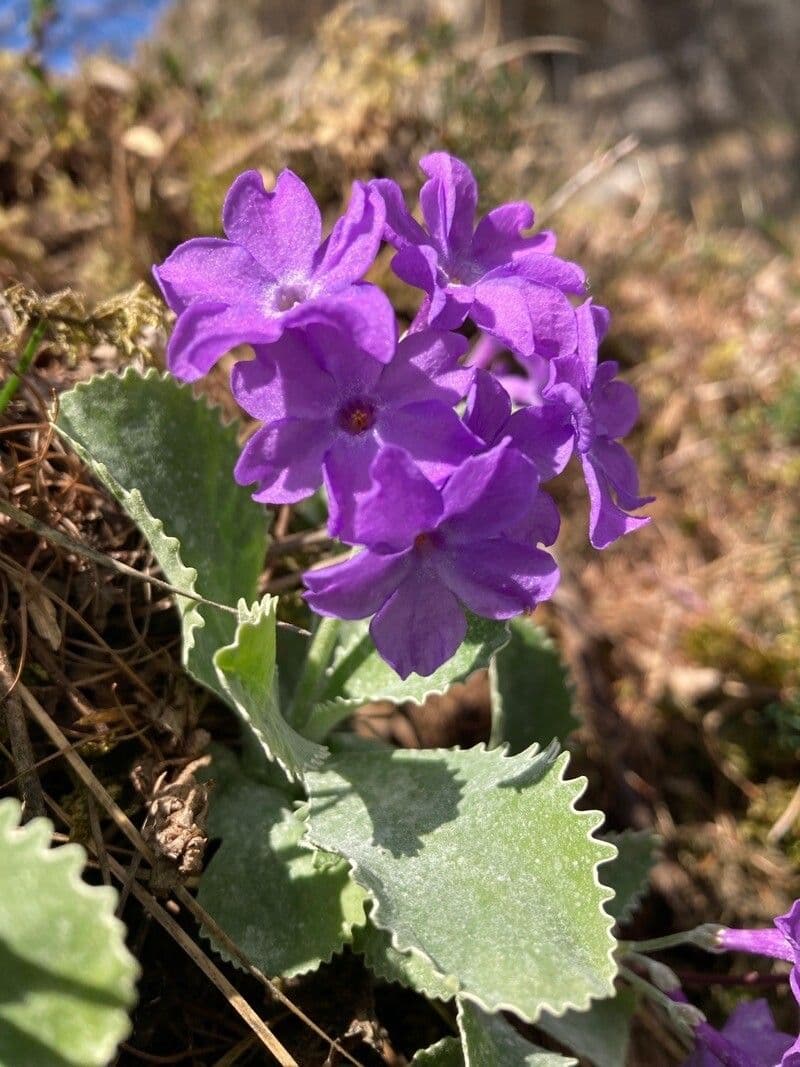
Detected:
[154,154,651,677]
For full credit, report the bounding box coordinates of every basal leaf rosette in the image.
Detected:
[305,745,617,1022]
[0,798,138,1067]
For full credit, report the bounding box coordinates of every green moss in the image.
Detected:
[682,620,792,688]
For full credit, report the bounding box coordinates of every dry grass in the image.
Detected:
[2,3,800,1062]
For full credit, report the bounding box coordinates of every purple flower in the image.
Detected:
[462,369,567,545]
[304,442,560,678]
[721,902,800,1013]
[497,299,652,549]
[371,153,585,356]
[680,999,797,1067]
[153,169,386,382]
[230,290,478,539]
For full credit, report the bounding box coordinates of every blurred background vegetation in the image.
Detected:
[0,1,799,1063]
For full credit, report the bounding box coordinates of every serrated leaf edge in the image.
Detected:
[457,997,579,1067]
[0,797,139,1064]
[304,747,619,1024]
[198,804,366,980]
[212,597,329,780]
[600,829,659,925]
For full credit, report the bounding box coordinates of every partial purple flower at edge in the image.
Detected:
[371,152,586,357]
[153,169,386,381]
[496,299,653,549]
[304,442,560,678]
[675,995,798,1067]
[721,901,800,1011]
[231,292,478,540]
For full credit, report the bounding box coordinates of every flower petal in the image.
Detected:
[391,243,440,297]
[581,447,652,549]
[153,238,272,314]
[284,285,397,366]
[374,329,471,406]
[511,252,586,294]
[369,178,429,249]
[222,169,321,277]
[463,369,512,446]
[304,548,411,620]
[323,435,381,543]
[506,400,576,479]
[436,538,559,618]
[231,338,337,422]
[419,152,477,261]
[370,570,467,678]
[506,489,561,547]
[591,363,640,439]
[378,400,481,485]
[166,301,282,382]
[440,440,539,542]
[234,419,332,503]
[353,446,443,553]
[574,299,610,382]
[312,181,386,288]
[470,202,556,269]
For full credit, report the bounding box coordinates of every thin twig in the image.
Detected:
[42,793,298,1067]
[0,497,309,634]
[537,134,640,222]
[768,781,800,843]
[477,34,587,71]
[17,681,364,1067]
[0,634,45,818]
[266,526,331,560]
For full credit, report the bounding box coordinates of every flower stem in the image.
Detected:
[619,965,701,1044]
[288,615,341,730]
[620,925,723,955]
[0,320,47,416]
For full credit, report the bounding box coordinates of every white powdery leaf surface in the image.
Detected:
[305,745,617,1022]
[0,798,138,1067]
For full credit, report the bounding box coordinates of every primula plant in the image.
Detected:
[45,153,799,1065]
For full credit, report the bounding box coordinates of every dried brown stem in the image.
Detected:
[0,633,44,819]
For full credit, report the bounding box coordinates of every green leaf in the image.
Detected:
[536,989,636,1067]
[305,746,617,1022]
[55,371,322,778]
[321,615,509,707]
[214,598,326,777]
[353,920,459,1001]
[411,1037,464,1066]
[599,830,657,924]
[489,618,577,753]
[55,368,269,695]
[457,1000,576,1066]
[197,755,367,978]
[0,797,138,1067]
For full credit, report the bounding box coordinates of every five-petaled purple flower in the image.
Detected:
[230,290,477,540]
[304,443,560,678]
[372,153,585,356]
[154,169,385,381]
[154,151,651,676]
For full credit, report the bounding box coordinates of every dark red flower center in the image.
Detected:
[338,397,377,435]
